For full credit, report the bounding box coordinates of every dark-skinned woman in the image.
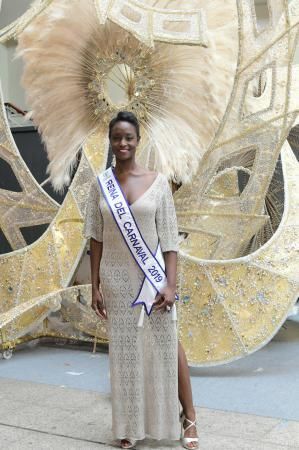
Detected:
[84,111,199,449]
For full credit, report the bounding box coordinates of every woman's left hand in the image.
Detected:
[153,285,176,312]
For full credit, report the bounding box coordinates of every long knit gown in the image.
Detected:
[83,171,180,441]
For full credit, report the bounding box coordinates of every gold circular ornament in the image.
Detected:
[87,51,155,124]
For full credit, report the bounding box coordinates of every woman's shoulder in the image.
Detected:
[145,172,173,194]
[155,172,171,187]
[143,171,171,193]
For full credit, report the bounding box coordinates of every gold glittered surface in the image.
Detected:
[0,126,107,350]
[0,294,61,342]
[16,232,61,302]
[178,144,299,366]
[174,0,299,261]
[82,131,110,175]
[0,0,299,366]
[60,285,108,340]
[52,192,85,284]
[0,89,58,250]
[0,285,107,346]
[0,253,25,313]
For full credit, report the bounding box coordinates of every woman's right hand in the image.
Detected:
[91,288,107,320]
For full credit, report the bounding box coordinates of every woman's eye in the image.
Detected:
[111,135,134,142]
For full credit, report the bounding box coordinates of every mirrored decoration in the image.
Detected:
[104,63,135,105]
[252,0,272,34]
[241,64,275,119]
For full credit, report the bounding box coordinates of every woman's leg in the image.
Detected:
[178,341,198,448]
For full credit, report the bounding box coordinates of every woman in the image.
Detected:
[84,111,199,449]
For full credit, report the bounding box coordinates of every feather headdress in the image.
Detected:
[17,0,237,192]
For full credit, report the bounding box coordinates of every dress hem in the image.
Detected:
[114,433,181,442]
[114,435,180,441]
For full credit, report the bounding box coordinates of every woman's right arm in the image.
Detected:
[90,238,107,319]
[83,180,106,319]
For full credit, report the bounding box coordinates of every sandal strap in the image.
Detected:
[183,417,197,432]
[182,436,199,449]
[183,436,199,443]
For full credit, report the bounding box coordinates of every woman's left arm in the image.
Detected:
[164,251,177,290]
[153,175,179,312]
[153,251,177,311]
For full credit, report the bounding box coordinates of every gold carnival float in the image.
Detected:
[0,0,298,365]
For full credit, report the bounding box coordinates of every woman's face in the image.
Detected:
[110,121,139,161]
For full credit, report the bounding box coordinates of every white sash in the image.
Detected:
[97,167,177,325]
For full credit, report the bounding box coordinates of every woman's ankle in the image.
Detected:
[183,406,196,420]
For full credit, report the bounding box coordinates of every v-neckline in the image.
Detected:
[112,169,160,207]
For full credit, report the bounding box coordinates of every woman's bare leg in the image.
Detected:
[178,341,198,448]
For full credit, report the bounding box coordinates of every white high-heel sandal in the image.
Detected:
[120,438,136,449]
[180,412,199,449]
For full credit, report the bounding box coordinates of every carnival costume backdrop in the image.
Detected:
[0,0,298,366]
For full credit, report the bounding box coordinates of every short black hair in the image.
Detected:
[108,111,140,139]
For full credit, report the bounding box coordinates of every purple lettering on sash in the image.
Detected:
[115,201,125,219]
[106,179,119,200]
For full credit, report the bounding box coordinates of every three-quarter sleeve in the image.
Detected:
[156,175,179,252]
[83,179,103,242]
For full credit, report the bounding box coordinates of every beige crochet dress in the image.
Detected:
[83,171,180,441]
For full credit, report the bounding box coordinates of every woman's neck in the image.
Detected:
[114,158,138,175]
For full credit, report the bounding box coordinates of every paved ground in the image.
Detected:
[1,321,299,420]
[1,377,299,450]
[0,318,299,449]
